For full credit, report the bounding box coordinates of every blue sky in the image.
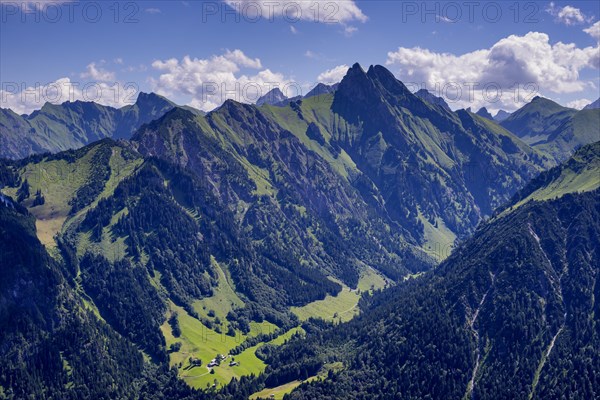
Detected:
[1,0,599,114]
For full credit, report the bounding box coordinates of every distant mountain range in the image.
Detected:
[493,109,511,121]
[256,83,340,107]
[256,88,288,106]
[500,96,600,162]
[305,82,339,98]
[2,82,597,167]
[0,92,177,159]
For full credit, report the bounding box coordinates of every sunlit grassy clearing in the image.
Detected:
[292,270,387,323]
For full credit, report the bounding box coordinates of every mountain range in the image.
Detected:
[256,83,340,107]
[1,63,599,399]
[0,92,177,159]
[2,75,596,167]
[500,96,600,162]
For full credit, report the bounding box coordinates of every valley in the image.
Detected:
[3,2,600,398]
[1,62,598,399]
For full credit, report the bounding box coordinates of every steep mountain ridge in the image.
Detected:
[327,63,548,240]
[414,88,452,111]
[0,64,559,316]
[130,63,548,261]
[497,141,600,214]
[132,103,429,286]
[584,98,600,109]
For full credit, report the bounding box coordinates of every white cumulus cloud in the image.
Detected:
[566,98,592,109]
[150,50,294,111]
[343,26,358,37]
[584,21,600,43]
[80,62,115,82]
[546,3,592,26]
[317,65,350,84]
[386,31,599,111]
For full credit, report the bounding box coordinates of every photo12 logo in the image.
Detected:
[199,81,304,105]
[1,81,139,106]
[1,1,141,23]
[404,81,539,105]
[400,1,540,24]
[201,1,343,23]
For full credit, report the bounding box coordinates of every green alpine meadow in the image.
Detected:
[2,1,599,399]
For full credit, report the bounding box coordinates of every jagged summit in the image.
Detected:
[494,109,511,122]
[256,88,287,106]
[132,91,175,109]
[350,62,366,73]
[305,83,338,99]
[475,107,494,120]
